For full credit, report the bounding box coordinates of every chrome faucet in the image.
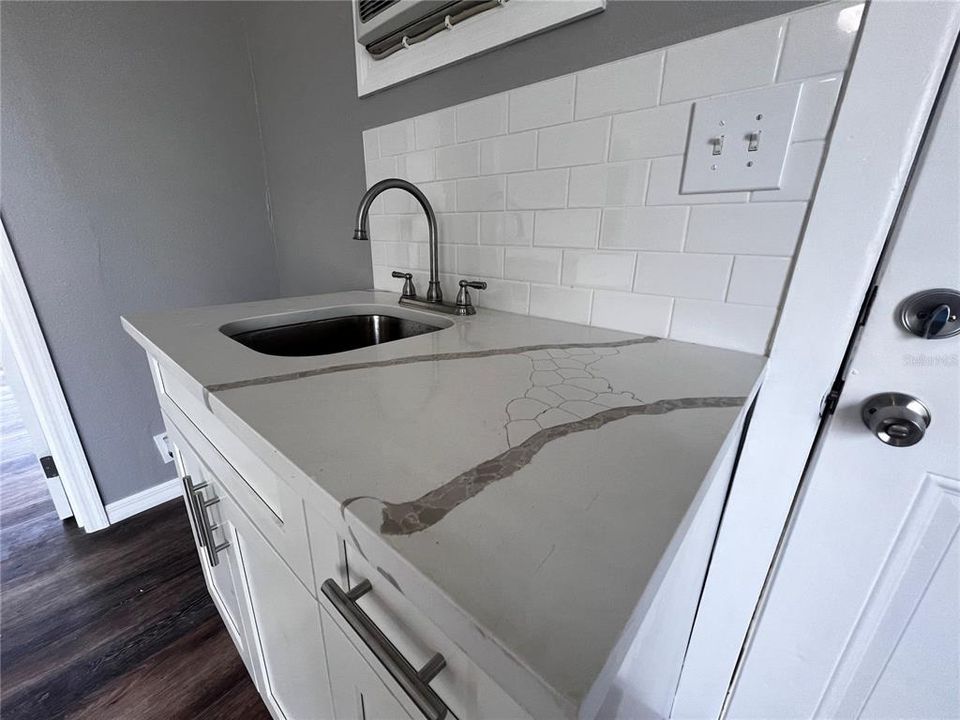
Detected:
[354,178,487,315]
[354,178,442,303]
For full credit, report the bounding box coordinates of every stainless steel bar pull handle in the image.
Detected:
[322,578,448,720]
[181,475,206,548]
[192,488,230,567]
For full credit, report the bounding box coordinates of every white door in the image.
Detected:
[726,52,960,718]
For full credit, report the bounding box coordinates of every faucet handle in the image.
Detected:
[455,279,487,315]
[391,271,417,300]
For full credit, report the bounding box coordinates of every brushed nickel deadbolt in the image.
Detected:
[861,392,931,447]
[899,289,960,339]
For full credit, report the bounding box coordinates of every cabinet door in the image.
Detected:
[172,439,250,663]
[322,607,416,720]
[232,510,334,720]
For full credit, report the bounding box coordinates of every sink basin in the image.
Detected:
[221,308,448,357]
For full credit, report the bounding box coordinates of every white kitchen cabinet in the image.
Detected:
[232,508,334,720]
[171,438,252,670]
[168,424,334,720]
[322,607,419,720]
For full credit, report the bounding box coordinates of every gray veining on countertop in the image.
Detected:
[123,290,766,717]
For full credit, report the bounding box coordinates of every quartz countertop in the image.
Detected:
[123,290,766,717]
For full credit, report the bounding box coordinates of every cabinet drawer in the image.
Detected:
[161,400,315,596]
[323,544,531,720]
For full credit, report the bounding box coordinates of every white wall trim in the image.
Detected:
[104,477,182,524]
[0,219,110,532]
[671,2,960,716]
[354,0,604,97]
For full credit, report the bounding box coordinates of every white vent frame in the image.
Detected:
[353,0,605,97]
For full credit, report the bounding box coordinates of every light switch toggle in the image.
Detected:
[712,135,725,156]
[747,130,761,152]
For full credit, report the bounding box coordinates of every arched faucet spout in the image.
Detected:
[354,178,441,303]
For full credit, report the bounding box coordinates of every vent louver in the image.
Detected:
[358,0,400,23]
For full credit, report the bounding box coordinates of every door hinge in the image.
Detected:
[822,378,845,417]
[39,455,60,479]
[857,284,879,327]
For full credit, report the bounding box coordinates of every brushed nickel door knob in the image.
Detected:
[861,392,931,447]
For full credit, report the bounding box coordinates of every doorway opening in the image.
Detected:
[0,359,69,540]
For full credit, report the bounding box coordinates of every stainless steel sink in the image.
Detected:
[221,308,448,357]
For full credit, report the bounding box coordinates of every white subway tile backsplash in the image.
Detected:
[609,103,691,161]
[436,143,480,180]
[646,156,750,205]
[600,207,687,251]
[420,181,457,213]
[509,76,576,131]
[575,52,663,120]
[372,265,396,291]
[415,109,456,150]
[379,119,416,156]
[661,18,784,103]
[507,169,569,210]
[369,215,399,242]
[569,160,649,207]
[458,245,504,278]
[686,203,806,255]
[634,251,732,300]
[538,118,610,169]
[438,213,479,245]
[562,251,636,291]
[504,247,562,284]
[372,241,428,271]
[591,291,673,337]
[369,214,429,244]
[726,255,792,306]
[475,278,531,314]
[479,212,534,246]
[362,2,854,355]
[439,249,458,275]
[457,94,508,142]
[397,149,435,183]
[670,299,777,354]
[365,156,396,185]
[480,132,537,175]
[362,129,379,160]
[793,76,843,141]
[382,188,417,214]
[752,141,824,203]
[530,285,593,325]
[534,209,600,248]
[457,176,506,211]
[778,3,863,82]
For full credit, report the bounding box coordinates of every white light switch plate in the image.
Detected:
[681,83,801,193]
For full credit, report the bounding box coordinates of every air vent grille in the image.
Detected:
[359,0,400,23]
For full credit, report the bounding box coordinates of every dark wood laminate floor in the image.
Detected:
[0,370,270,719]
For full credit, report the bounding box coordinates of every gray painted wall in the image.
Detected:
[1,2,281,504]
[240,0,816,295]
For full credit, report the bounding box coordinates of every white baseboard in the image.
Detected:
[105,477,181,524]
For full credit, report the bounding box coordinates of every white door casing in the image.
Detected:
[671,4,960,715]
[727,45,960,719]
[0,219,108,531]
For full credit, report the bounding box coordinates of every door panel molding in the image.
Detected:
[818,473,959,717]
